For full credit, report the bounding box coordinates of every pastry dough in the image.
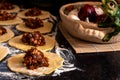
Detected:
[0,5,20,13]
[17,9,50,19]
[8,35,55,51]
[0,46,9,61]
[7,52,64,76]
[16,21,53,33]
[0,27,14,43]
[0,17,23,25]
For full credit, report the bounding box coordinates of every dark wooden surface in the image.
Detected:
[55,28,120,80]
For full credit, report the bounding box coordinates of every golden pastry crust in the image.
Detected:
[8,35,55,51]
[0,27,14,43]
[7,52,64,76]
[0,46,9,61]
[16,21,53,33]
[17,9,50,19]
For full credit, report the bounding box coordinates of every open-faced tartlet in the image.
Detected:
[17,7,50,19]
[0,27,14,43]
[60,1,120,43]
[16,18,53,33]
[0,2,20,13]
[7,47,64,76]
[0,11,23,25]
[8,31,55,51]
[0,46,9,61]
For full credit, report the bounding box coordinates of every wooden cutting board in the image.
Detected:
[58,22,120,54]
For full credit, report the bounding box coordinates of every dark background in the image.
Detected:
[2,0,120,16]
[7,0,100,15]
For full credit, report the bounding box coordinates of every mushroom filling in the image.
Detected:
[0,26,7,35]
[23,47,49,70]
[25,18,43,29]
[0,3,14,10]
[21,31,45,46]
[25,7,42,16]
[0,11,16,21]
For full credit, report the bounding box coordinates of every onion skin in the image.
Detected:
[78,4,96,22]
[78,4,107,23]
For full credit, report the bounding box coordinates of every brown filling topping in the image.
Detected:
[21,31,45,46]
[25,18,43,29]
[23,47,49,70]
[0,3,14,10]
[0,11,16,21]
[25,7,42,16]
[0,26,7,35]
